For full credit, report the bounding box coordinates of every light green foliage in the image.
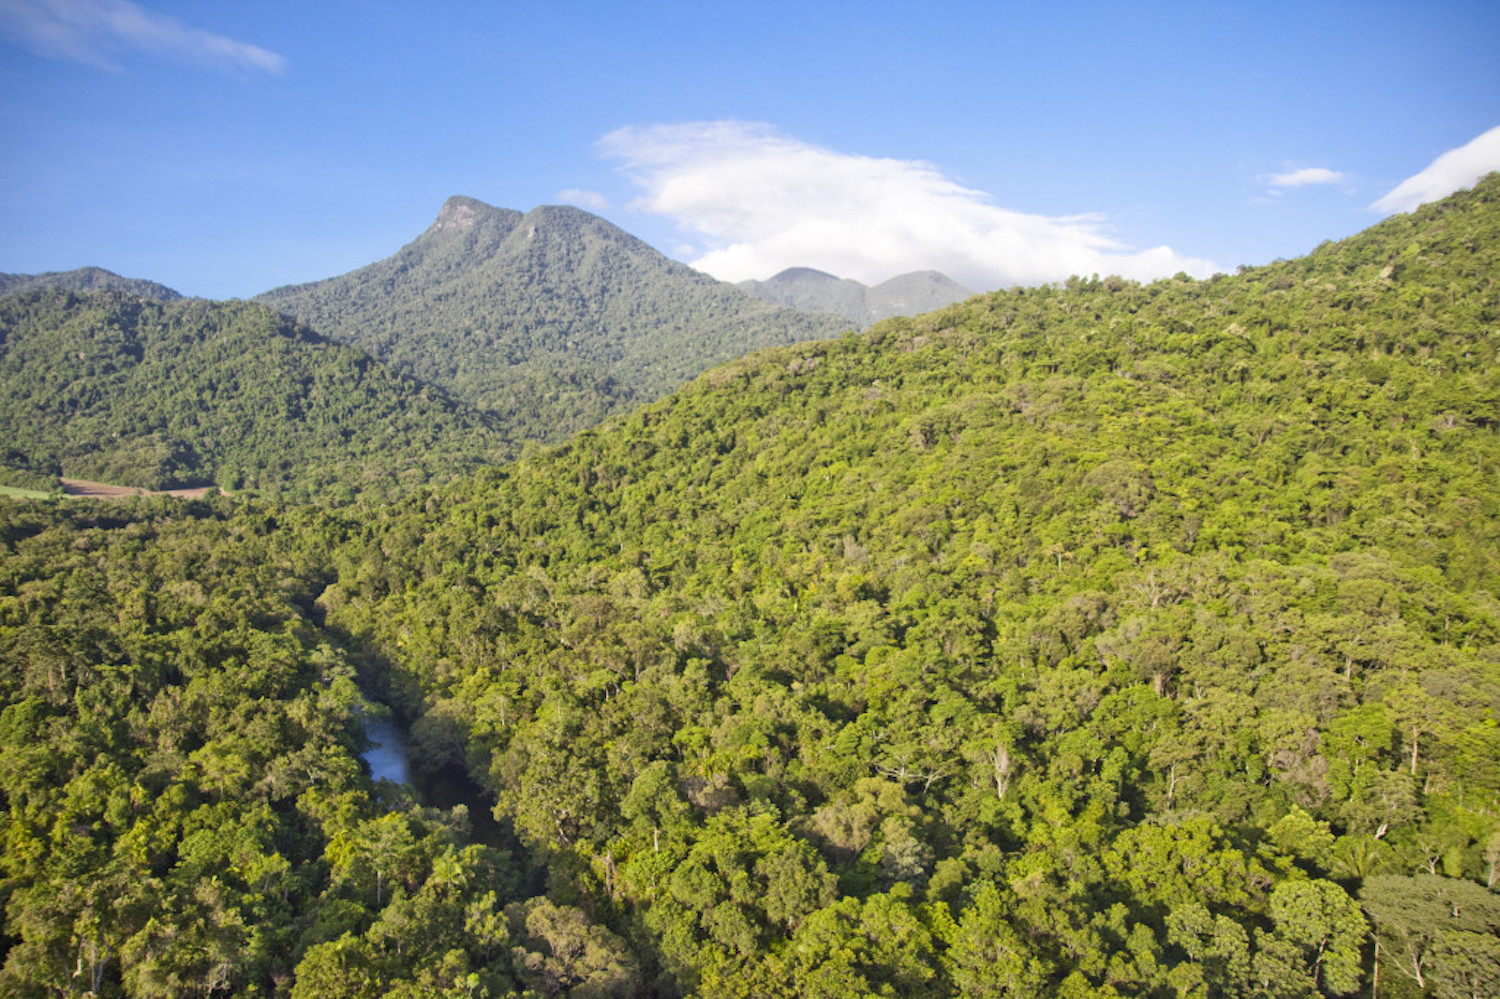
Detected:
[1257,879,1366,995]
[1268,805,1337,871]
[314,176,1500,996]
[1166,900,1252,995]
[507,897,640,998]
[0,500,528,996]
[779,886,943,997]
[940,881,1051,996]
[664,806,837,964]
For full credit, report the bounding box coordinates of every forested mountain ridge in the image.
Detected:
[0,178,1497,997]
[320,176,1500,995]
[0,290,510,498]
[0,266,182,302]
[738,266,975,327]
[257,197,851,445]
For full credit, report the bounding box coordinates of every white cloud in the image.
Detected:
[598,121,1218,290]
[557,188,609,211]
[1268,167,1345,188]
[1372,124,1500,214]
[0,0,284,73]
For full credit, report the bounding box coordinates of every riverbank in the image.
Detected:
[359,710,508,847]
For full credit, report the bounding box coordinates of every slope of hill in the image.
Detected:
[738,266,974,326]
[0,289,509,499]
[321,176,1500,994]
[0,265,182,301]
[257,197,851,443]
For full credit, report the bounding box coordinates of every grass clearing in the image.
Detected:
[0,484,54,499]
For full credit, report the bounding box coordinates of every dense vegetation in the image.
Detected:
[0,291,509,500]
[0,268,182,303]
[258,197,851,444]
[738,267,975,328]
[2,177,1498,996]
[0,498,571,997]
[316,177,1500,997]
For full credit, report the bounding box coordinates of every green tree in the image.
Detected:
[940,881,1051,997]
[1254,879,1365,996]
[1360,873,1500,992]
[506,897,640,998]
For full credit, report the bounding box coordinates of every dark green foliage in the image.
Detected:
[258,197,852,445]
[1360,874,1500,995]
[0,499,547,997]
[0,290,510,500]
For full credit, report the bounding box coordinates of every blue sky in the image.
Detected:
[1,0,1497,299]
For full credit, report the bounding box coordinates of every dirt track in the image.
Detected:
[61,478,214,500]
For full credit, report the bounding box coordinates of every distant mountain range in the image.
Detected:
[737,266,973,327]
[1,201,981,497]
[0,266,182,301]
[256,197,851,443]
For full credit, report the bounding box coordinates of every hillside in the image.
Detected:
[1,178,1497,997]
[0,289,509,499]
[257,197,851,443]
[0,265,182,301]
[321,176,1500,994]
[738,266,975,327]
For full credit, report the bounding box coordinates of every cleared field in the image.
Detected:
[60,478,214,499]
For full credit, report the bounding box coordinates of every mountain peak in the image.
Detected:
[430,195,491,234]
[255,200,848,446]
[0,266,182,301]
[768,266,842,284]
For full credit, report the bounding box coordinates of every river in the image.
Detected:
[358,711,507,845]
[361,714,412,785]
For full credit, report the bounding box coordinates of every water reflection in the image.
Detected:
[358,713,507,846]
[361,715,412,785]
